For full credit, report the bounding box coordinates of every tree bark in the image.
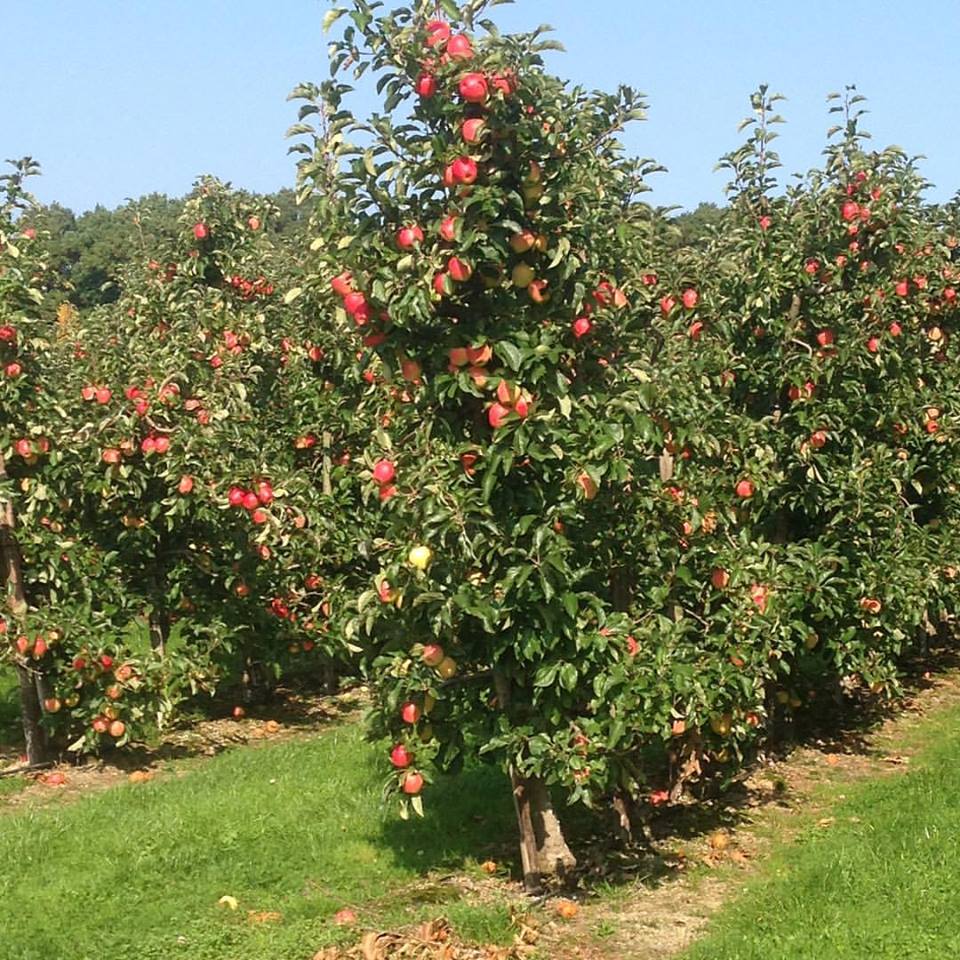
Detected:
[493,668,577,893]
[15,663,45,764]
[0,452,46,764]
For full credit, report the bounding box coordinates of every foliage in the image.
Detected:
[2,0,960,881]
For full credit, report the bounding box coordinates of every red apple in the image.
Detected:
[433,272,450,297]
[459,73,488,103]
[331,272,353,297]
[178,475,194,495]
[448,257,472,282]
[378,580,396,603]
[422,644,444,667]
[577,473,598,500]
[488,402,510,429]
[461,117,486,143]
[528,279,549,303]
[681,288,699,310]
[572,316,592,339]
[446,34,474,59]
[497,380,521,407]
[390,744,413,768]
[510,230,536,254]
[450,156,478,185]
[439,215,458,242]
[193,222,208,240]
[372,460,396,485]
[401,357,422,383]
[425,19,451,48]
[711,568,730,589]
[735,479,755,499]
[396,225,425,249]
[242,491,260,511]
[401,702,421,724]
[402,771,424,795]
[344,291,367,316]
[491,71,516,95]
[466,343,492,366]
[816,329,834,347]
[251,509,268,525]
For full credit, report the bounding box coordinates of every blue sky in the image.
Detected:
[4,1,959,214]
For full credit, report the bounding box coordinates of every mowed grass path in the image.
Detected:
[0,725,516,960]
[685,702,960,960]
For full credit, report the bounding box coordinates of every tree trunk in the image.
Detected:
[0,452,46,764]
[493,668,577,893]
[322,660,339,695]
[15,663,45,764]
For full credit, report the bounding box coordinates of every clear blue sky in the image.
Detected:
[4,1,959,214]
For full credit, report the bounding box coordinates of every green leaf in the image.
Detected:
[497,341,522,371]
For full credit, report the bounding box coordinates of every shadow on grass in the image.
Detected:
[378,761,517,878]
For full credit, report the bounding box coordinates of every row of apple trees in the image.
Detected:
[2,0,959,892]
[286,1,960,888]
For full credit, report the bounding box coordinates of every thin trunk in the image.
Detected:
[321,430,333,497]
[612,790,635,843]
[322,660,339,695]
[493,667,577,893]
[1,452,46,764]
[610,567,633,613]
[15,663,45,764]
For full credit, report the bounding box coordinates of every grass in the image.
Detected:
[0,724,519,960]
[0,667,20,746]
[684,703,960,959]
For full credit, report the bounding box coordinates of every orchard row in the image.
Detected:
[2,0,959,888]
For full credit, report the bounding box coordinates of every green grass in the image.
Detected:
[685,706,960,959]
[0,776,28,800]
[0,725,518,960]
[0,667,20,746]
